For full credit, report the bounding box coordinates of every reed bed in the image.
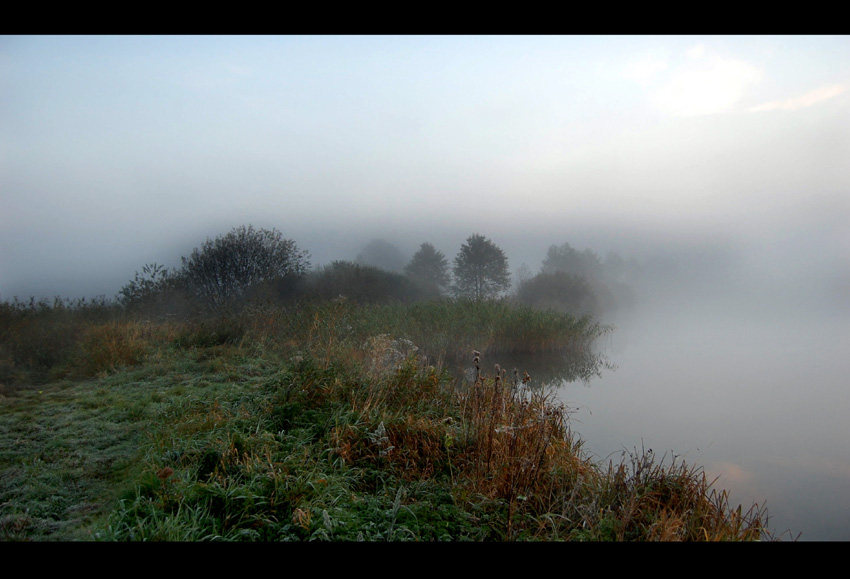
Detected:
[259,298,612,363]
[1,296,607,386]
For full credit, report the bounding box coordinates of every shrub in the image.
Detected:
[514,271,599,317]
[304,261,426,304]
[118,263,193,319]
[180,225,310,310]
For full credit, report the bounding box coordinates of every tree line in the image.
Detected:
[117,225,638,319]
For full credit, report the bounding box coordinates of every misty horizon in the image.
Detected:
[2,36,848,310]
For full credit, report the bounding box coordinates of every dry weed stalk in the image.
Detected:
[457,350,573,531]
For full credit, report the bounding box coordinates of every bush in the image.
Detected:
[180,226,310,310]
[514,272,599,317]
[118,263,193,319]
[304,261,427,304]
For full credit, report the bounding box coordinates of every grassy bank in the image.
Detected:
[0,299,770,541]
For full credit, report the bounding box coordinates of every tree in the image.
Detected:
[355,239,407,273]
[514,271,599,316]
[180,225,310,309]
[452,234,511,300]
[541,242,602,282]
[405,242,450,297]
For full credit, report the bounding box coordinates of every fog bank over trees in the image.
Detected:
[3,213,847,324]
[2,36,847,320]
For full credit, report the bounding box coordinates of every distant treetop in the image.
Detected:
[453,234,511,300]
[405,242,450,297]
[355,239,407,273]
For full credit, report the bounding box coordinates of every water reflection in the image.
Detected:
[453,344,616,389]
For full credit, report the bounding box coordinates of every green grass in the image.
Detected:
[0,298,775,541]
[1,378,155,539]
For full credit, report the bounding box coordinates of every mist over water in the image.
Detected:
[554,268,850,540]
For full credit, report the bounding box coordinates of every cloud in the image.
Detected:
[625,55,668,85]
[651,56,762,117]
[686,43,706,59]
[748,83,849,112]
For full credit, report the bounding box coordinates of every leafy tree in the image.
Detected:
[452,234,511,300]
[405,242,450,297]
[180,225,310,309]
[541,242,602,282]
[538,244,641,318]
[514,271,599,316]
[355,239,407,273]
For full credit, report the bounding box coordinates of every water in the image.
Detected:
[552,294,850,540]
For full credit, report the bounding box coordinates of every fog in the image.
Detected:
[560,271,850,540]
[2,36,849,538]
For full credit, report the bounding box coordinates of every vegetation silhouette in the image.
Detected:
[453,234,511,301]
[405,242,451,298]
[355,239,407,273]
[180,225,310,310]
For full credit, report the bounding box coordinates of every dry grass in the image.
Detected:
[73,321,151,377]
[432,350,770,540]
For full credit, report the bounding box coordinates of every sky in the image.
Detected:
[2,35,849,301]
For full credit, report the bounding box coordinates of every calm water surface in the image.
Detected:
[550,296,850,541]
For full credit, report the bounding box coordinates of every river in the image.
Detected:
[551,288,850,541]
